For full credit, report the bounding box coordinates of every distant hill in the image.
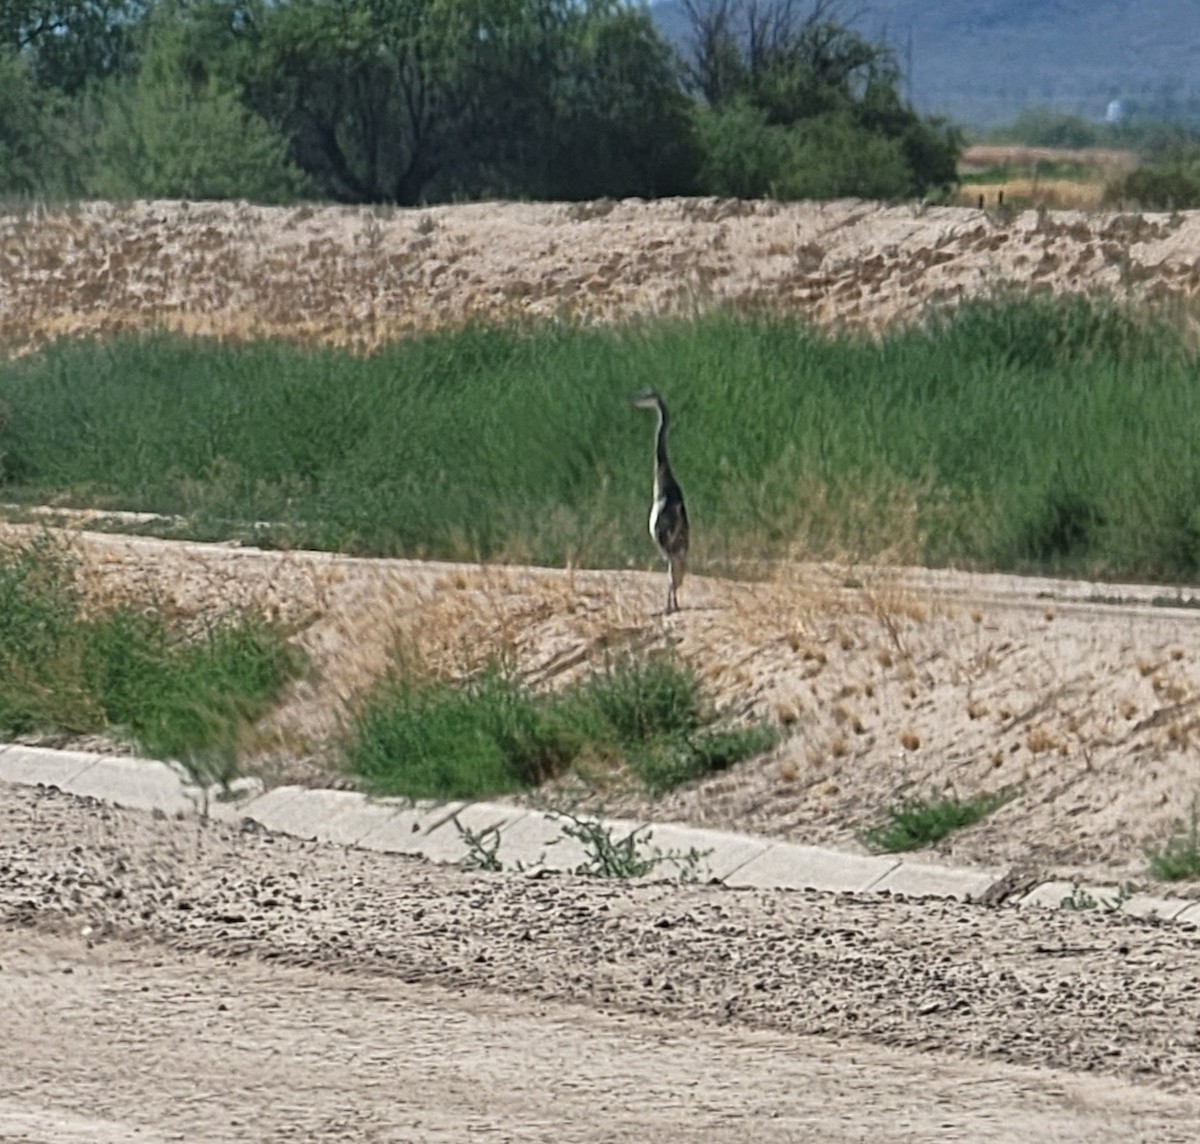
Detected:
[651,1,1200,128]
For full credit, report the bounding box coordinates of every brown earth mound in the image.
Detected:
[3,197,1200,353]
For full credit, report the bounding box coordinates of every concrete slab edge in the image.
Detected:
[2,743,1197,924]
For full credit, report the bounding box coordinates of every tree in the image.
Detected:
[239,0,493,204]
[681,0,959,199]
[195,0,696,205]
[1,1,149,92]
[682,0,887,116]
[520,4,699,201]
[0,45,91,195]
[88,9,308,202]
[0,46,53,191]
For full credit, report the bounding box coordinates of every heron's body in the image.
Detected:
[632,389,689,613]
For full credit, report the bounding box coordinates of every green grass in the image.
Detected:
[0,536,303,769]
[345,651,779,800]
[861,788,1017,854]
[347,666,579,800]
[959,160,1100,185]
[1147,799,1200,881]
[4,295,1200,581]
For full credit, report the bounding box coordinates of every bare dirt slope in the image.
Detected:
[5,199,1200,883]
[4,198,1200,354]
[8,520,1200,888]
[4,784,1200,1141]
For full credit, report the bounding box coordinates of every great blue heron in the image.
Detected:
[632,388,689,614]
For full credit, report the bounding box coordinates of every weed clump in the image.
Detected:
[0,536,302,767]
[1147,799,1200,881]
[862,787,1017,853]
[345,650,779,800]
[348,667,577,800]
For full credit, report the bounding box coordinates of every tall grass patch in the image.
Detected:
[345,651,778,800]
[0,536,302,764]
[4,296,1200,579]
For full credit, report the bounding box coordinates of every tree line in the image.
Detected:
[1,0,961,205]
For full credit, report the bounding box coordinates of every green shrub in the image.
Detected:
[1104,161,1200,210]
[87,16,308,205]
[0,537,301,762]
[694,100,794,199]
[862,788,1016,853]
[777,114,914,201]
[1147,799,1200,881]
[345,651,778,800]
[694,104,936,201]
[348,668,577,800]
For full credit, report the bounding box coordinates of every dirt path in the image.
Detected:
[5,926,1200,1144]
[4,783,1200,1141]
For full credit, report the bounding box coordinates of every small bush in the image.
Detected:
[560,651,780,796]
[1147,799,1200,881]
[625,723,779,796]
[694,103,935,202]
[348,668,577,800]
[1104,160,1200,210]
[862,788,1016,853]
[573,652,706,745]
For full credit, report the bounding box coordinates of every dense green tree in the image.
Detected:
[87,10,308,202]
[1,1,148,91]
[0,47,53,191]
[521,5,699,200]
[0,46,91,194]
[199,0,697,205]
[682,0,959,199]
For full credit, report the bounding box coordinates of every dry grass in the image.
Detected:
[960,145,1138,173]
[955,179,1109,211]
[955,145,1140,213]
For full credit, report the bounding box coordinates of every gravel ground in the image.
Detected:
[4,783,1200,1095]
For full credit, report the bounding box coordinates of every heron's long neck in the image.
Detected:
[654,405,671,476]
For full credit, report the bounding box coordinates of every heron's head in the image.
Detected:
[631,388,662,411]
